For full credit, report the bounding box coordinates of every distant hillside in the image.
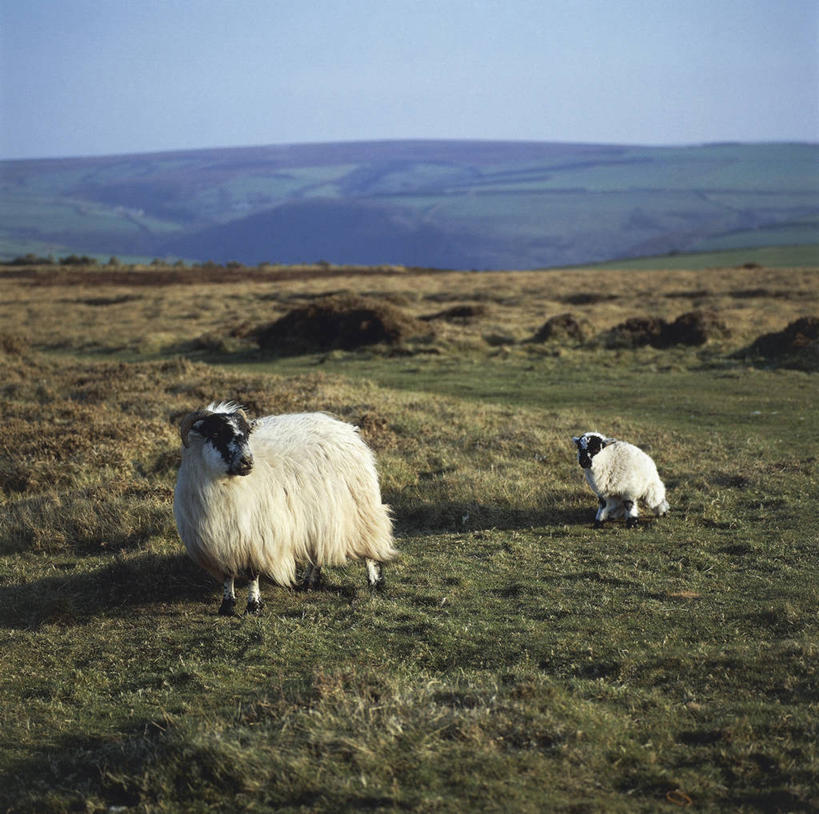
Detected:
[1,140,817,269]
[561,243,819,271]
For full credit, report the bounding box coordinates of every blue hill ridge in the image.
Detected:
[1,140,816,268]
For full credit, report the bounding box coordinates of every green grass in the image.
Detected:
[1,342,817,812]
[0,264,817,812]
[573,244,819,270]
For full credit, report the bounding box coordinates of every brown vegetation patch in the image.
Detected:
[741,316,819,370]
[663,310,730,346]
[730,288,800,300]
[355,411,398,450]
[77,294,142,307]
[562,292,619,305]
[605,310,729,349]
[530,312,594,344]
[256,294,431,354]
[665,289,711,300]
[421,304,489,323]
[0,331,29,355]
[0,264,423,288]
[604,316,668,348]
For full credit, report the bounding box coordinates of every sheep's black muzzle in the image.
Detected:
[230,455,254,476]
[578,453,592,469]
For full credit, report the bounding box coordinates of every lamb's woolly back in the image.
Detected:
[586,441,666,509]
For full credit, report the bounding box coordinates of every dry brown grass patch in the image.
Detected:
[0,264,816,355]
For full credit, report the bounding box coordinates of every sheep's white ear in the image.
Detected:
[602,437,616,447]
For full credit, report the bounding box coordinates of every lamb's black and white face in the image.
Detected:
[572,432,608,469]
[191,410,254,476]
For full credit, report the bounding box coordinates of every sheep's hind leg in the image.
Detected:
[246,574,263,615]
[300,564,323,590]
[366,558,385,591]
[624,499,639,529]
[219,576,236,616]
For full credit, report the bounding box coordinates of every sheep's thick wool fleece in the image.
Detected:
[174,413,396,586]
[584,441,666,509]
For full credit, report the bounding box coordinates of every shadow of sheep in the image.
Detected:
[0,552,213,630]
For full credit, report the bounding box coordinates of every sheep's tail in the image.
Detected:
[645,478,669,516]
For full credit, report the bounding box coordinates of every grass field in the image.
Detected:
[0,261,817,812]
[572,244,819,271]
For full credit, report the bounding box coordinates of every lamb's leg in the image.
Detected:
[366,558,385,591]
[624,499,639,529]
[246,574,263,614]
[300,564,322,590]
[219,576,236,616]
[594,497,614,528]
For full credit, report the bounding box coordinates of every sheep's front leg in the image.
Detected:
[366,558,385,591]
[219,576,236,616]
[623,499,639,529]
[246,574,263,614]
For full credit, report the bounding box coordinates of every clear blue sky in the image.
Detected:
[1,0,817,160]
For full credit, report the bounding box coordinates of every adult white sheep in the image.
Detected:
[572,432,669,528]
[174,402,397,615]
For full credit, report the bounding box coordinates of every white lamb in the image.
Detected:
[174,402,397,615]
[572,432,669,528]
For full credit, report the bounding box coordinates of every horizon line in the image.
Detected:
[2,136,817,164]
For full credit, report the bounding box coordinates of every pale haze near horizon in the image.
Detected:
[0,0,817,161]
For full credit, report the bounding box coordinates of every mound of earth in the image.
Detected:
[530,312,594,344]
[256,294,430,354]
[741,316,819,370]
[421,303,488,323]
[604,316,668,349]
[663,310,730,346]
[605,310,729,349]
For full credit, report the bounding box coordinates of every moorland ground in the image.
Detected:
[0,261,817,812]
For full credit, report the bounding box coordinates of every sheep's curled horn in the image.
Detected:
[180,409,212,448]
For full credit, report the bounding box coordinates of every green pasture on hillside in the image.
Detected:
[573,244,819,270]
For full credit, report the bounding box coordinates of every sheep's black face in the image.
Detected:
[573,433,606,469]
[193,412,254,476]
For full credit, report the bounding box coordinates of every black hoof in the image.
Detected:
[368,577,386,593]
[626,517,639,529]
[593,519,604,529]
[245,598,264,615]
[218,597,236,616]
